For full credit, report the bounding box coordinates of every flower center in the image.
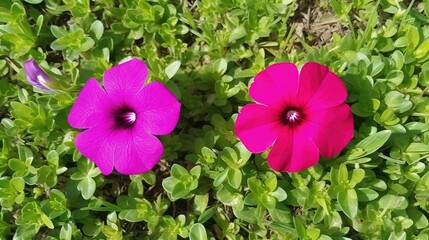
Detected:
[286,110,299,122]
[281,107,304,126]
[113,106,137,129]
[124,112,136,124]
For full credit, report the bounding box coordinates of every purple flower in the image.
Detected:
[23,60,60,91]
[68,59,181,175]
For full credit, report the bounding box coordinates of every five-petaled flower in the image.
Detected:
[68,59,181,175]
[23,59,61,92]
[235,62,354,172]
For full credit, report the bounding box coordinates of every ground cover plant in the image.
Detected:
[1,0,429,239]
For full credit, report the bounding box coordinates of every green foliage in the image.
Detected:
[1,0,429,239]
[162,164,201,201]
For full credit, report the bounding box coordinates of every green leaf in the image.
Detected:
[171,182,190,200]
[385,91,405,108]
[214,58,228,75]
[248,177,264,193]
[221,147,238,168]
[293,216,307,239]
[227,168,242,189]
[81,37,95,51]
[415,39,429,59]
[194,194,209,215]
[189,223,207,240]
[380,108,400,125]
[394,37,408,48]
[18,146,33,162]
[243,192,258,205]
[386,70,404,86]
[391,50,404,69]
[119,209,143,222]
[261,194,276,209]
[41,214,54,229]
[171,164,188,179]
[78,177,96,200]
[405,122,429,132]
[347,130,391,160]
[189,165,201,178]
[406,143,429,153]
[90,20,104,40]
[198,206,217,223]
[165,60,181,79]
[337,163,349,184]
[349,169,365,187]
[264,173,277,192]
[213,169,228,187]
[8,158,26,171]
[329,0,343,15]
[234,142,251,166]
[379,195,408,210]
[35,15,43,36]
[407,25,420,48]
[356,188,379,202]
[10,177,25,192]
[408,207,428,229]
[369,61,384,76]
[271,187,287,202]
[162,177,179,193]
[46,150,59,165]
[13,225,37,240]
[60,222,73,240]
[141,171,156,185]
[337,189,358,218]
[307,228,321,239]
[23,0,43,4]
[228,26,246,43]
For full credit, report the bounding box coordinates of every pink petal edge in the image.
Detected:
[307,104,354,158]
[234,104,281,153]
[296,62,347,110]
[68,78,111,129]
[249,62,299,107]
[75,124,164,175]
[132,82,181,135]
[114,131,164,175]
[306,70,347,111]
[103,58,148,101]
[267,126,320,172]
[75,126,115,175]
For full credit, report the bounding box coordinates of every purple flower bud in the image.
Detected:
[23,60,60,92]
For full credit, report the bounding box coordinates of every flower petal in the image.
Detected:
[103,58,148,100]
[132,82,181,135]
[114,131,163,175]
[308,104,354,158]
[23,60,52,91]
[68,78,112,129]
[249,63,299,107]
[297,62,347,109]
[75,126,115,175]
[235,104,281,153]
[75,124,163,175]
[267,126,320,172]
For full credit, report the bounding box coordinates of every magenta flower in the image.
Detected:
[235,62,354,172]
[68,59,181,175]
[23,59,60,91]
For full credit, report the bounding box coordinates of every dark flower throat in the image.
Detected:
[280,107,304,126]
[113,106,137,129]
